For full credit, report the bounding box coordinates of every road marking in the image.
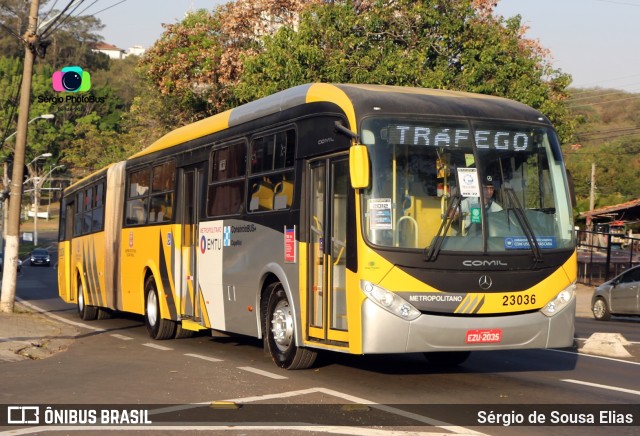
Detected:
[142,343,173,351]
[111,334,133,341]
[16,298,106,332]
[562,379,640,396]
[4,425,460,435]
[6,388,482,435]
[223,387,486,435]
[548,348,640,365]
[237,366,288,380]
[184,353,222,362]
[576,336,640,345]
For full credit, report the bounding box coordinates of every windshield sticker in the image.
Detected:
[505,237,558,250]
[457,167,480,197]
[369,198,392,230]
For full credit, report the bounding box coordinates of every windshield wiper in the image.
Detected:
[503,187,544,264]
[424,193,461,262]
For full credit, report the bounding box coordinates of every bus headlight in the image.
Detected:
[541,283,576,317]
[361,281,421,321]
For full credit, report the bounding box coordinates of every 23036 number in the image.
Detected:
[502,294,536,306]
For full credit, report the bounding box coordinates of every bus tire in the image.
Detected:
[265,282,317,370]
[77,280,98,321]
[97,308,112,320]
[174,324,194,339]
[144,276,176,340]
[423,351,471,367]
[592,298,611,321]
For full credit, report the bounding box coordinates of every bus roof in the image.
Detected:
[129,83,549,160]
[64,164,112,192]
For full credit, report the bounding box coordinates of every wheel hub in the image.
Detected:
[271,300,293,351]
[147,291,158,327]
[593,300,605,318]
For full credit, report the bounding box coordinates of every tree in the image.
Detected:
[0,0,106,67]
[1,0,40,314]
[236,0,573,142]
[139,0,322,121]
[138,9,224,121]
[140,0,573,141]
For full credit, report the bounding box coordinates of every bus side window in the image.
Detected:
[126,198,148,225]
[273,172,294,210]
[249,177,274,211]
[74,192,83,236]
[207,141,246,217]
[247,129,295,213]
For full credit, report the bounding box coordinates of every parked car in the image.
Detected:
[0,253,22,272]
[29,248,51,267]
[591,265,640,320]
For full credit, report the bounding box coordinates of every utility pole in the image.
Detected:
[585,162,596,248]
[0,0,41,313]
[587,163,596,228]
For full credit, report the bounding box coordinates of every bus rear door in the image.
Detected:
[178,163,206,326]
[57,200,75,302]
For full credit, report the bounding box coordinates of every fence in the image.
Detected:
[576,229,640,286]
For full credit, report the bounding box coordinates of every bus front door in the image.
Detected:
[179,164,205,324]
[308,156,350,346]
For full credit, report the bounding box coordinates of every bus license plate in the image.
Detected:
[466,329,502,344]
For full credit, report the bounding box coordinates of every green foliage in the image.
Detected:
[565,88,640,214]
[0,0,597,195]
[0,56,131,177]
[138,9,226,120]
[235,0,574,143]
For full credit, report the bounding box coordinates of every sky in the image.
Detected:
[89,0,640,92]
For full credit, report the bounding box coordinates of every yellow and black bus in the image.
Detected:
[58,83,576,369]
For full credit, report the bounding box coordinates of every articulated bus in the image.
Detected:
[58,84,576,369]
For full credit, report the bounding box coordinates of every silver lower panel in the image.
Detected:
[361,297,576,353]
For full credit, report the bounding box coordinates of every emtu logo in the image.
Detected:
[52,66,91,92]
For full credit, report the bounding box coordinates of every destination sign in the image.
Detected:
[387,125,532,151]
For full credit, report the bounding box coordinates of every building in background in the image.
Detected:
[91,43,146,59]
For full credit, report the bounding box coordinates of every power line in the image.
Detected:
[87,0,129,17]
[594,0,640,6]
[568,88,640,102]
[567,95,640,109]
[578,126,640,136]
[40,0,90,39]
[571,72,640,90]
[39,0,62,28]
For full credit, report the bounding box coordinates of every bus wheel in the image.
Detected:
[77,280,98,321]
[423,351,471,367]
[592,298,611,321]
[144,277,176,340]
[174,323,194,339]
[265,282,317,370]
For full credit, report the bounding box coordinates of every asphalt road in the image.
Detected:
[1,249,639,435]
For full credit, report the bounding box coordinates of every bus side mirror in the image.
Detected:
[349,144,369,189]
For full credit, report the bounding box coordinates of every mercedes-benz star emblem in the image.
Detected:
[478,275,492,290]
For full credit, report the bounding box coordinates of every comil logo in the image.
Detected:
[52,66,91,92]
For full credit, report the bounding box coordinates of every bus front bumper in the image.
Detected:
[360,297,576,354]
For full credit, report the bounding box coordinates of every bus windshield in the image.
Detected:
[360,117,574,253]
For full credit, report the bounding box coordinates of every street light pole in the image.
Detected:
[1,116,54,249]
[2,114,55,144]
[33,163,63,246]
[0,0,41,313]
